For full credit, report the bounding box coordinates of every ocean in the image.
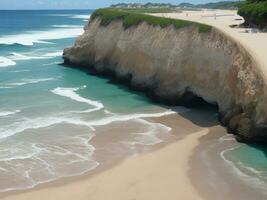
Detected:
[0,9,267,195]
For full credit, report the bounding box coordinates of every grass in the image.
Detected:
[91,8,212,33]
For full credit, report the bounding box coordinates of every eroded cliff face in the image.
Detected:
[64,17,267,143]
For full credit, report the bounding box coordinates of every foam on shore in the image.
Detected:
[51,86,104,113]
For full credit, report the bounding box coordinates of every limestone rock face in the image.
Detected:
[64,17,267,143]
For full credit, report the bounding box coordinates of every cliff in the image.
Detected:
[63,10,267,143]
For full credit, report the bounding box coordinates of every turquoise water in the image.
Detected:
[0,10,179,192]
[223,143,267,183]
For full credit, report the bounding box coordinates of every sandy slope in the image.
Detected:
[153,10,267,79]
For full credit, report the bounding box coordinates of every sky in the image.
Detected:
[0,0,236,10]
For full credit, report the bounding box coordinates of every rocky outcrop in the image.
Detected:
[64,17,267,143]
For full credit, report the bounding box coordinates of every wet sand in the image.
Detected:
[191,125,267,200]
[0,108,222,200]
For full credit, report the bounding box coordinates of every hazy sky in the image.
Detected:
[0,0,236,10]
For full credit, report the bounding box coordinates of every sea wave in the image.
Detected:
[8,51,62,62]
[87,110,177,127]
[0,57,16,67]
[43,51,62,57]
[0,86,13,89]
[50,14,90,19]
[9,52,46,61]
[51,86,104,113]
[51,25,83,28]
[0,28,83,46]
[1,77,58,88]
[9,69,31,73]
[71,15,90,20]
[0,51,62,67]
[0,110,20,117]
[0,107,179,141]
[0,116,94,140]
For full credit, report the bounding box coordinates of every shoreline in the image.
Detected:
[190,126,267,200]
[0,109,218,200]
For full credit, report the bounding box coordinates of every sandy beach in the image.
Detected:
[0,107,222,200]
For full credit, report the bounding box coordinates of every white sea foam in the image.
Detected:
[7,51,62,63]
[0,116,94,140]
[0,57,16,67]
[0,28,83,46]
[43,51,62,57]
[87,110,177,127]
[3,78,57,87]
[51,86,104,113]
[219,134,236,142]
[52,25,83,28]
[9,70,30,73]
[0,110,20,117]
[127,118,172,146]
[49,14,90,20]
[9,52,46,61]
[71,15,90,20]
[0,108,178,141]
[0,129,99,193]
[220,145,267,192]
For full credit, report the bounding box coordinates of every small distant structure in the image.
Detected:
[110,2,179,9]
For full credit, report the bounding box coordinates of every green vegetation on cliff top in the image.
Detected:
[91,8,212,33]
